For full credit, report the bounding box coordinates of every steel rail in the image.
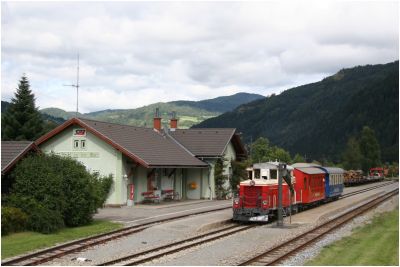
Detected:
[1,205,230,266]
[100,224,255,266]
[238,188,398,266]
[341,180,396,199]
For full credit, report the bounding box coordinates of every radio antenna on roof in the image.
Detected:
[63,54,80,117]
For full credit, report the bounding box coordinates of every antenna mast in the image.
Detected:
[63,54,80,117]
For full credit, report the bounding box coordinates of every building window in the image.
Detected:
[73,140,79,149]
[81,140,86,149]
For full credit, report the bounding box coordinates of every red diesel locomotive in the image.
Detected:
[233,162,326,222]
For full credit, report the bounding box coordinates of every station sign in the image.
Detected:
[73,129,86,137]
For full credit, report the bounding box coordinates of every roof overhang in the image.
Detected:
[148,165,208,169]
[231,133,248,160]
[2,142,40,175]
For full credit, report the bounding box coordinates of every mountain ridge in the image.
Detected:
[39,92,264,128]
[194,61,399,163]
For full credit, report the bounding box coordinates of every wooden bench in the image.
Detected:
[141,191,160,203]
[162,189,179,200]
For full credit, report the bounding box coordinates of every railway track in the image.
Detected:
[1,205,230,266]
[100,224,255,266]
[341,180,396,199]
[1,181,395,266]
[238,188,399,266]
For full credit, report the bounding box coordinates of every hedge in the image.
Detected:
[5,153,113,234]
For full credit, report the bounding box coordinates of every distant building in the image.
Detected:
[35,113,246,206]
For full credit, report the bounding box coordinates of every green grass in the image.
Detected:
[306,208,399,266]
[1,220,123,259]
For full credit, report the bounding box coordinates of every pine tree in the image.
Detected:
[2,75,44,141]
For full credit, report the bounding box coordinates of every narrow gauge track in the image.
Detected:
[238,188,399,266]
[1,205,230,266]
[341,180,396,199]
[1,181,395,266]
[100,224,255,266]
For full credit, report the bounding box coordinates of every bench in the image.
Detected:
[141,191,160,203]
[162,189,179,200]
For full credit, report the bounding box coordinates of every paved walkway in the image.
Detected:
[94,199,232,225]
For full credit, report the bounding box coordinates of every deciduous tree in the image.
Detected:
[359,126,381,172]
[342,137,362,170]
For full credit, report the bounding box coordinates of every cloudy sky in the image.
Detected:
[2,1,398,113]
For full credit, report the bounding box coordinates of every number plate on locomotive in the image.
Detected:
[249,215,268,222]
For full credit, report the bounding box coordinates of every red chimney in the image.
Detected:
[153,108,161,131]
[170,111,178,130]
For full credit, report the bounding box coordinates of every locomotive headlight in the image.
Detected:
[250,180,255,186]
[262,200,268,205]
[234,199,239,205]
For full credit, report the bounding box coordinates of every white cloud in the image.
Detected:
[1,1,398,112]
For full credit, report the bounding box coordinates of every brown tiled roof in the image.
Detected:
[36,118,207,168]
[169,128,242,157]
[2,141,39,174]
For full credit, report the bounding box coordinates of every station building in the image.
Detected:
[35,114,246,206]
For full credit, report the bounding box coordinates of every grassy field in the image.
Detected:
[1,220,123,259]
[306,208,399,266]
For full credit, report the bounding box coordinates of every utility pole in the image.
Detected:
[277,162,287,227]
[63,54,80,117]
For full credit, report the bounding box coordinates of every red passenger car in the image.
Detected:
[293,167,325,204]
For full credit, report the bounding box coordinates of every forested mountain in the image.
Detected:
[170,92,263,112]
[194,61,399,163]
[40,92,264,129]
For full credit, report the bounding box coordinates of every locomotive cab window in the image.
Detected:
[81,140,86,149]
[270,170,277,179]
[254,169,260,179]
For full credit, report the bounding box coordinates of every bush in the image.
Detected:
[6,195,65,234]
[8,154,113,233]
[1,207,28,236]
[91,173,113,208]
[26,202,64,234]
[215,158,229,199]
[231,160,248,190]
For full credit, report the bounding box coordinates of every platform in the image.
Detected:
[94,199,232,225]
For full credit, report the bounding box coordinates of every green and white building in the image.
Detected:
[36,116,246,206]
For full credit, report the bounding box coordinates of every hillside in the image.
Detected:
[170,92,263,112]
[194,61,399,163]
[39,107,80,120]
[40,92,264,129]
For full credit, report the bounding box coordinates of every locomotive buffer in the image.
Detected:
[277,163,294,227]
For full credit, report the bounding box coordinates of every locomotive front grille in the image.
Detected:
[243,186,261,208]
